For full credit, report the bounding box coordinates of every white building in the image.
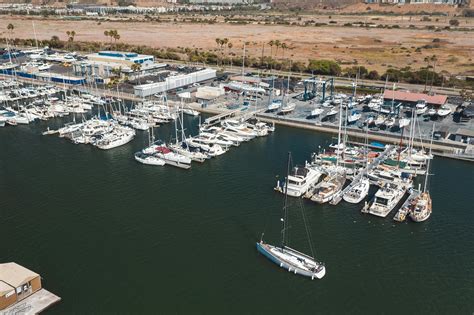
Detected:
[134,68,217,97]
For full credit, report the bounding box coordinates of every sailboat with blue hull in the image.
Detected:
[257,152,326,280]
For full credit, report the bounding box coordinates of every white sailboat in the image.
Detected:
[258,152,326,280]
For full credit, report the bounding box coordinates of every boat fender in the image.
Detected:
[280,263,283,267]
[288,268,291,272]
[294,269,297,274]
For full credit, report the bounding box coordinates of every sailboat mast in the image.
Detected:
[281,152,291,250]
[241,43,246,79]
[424,123,435,193]
[32,21,39,50]
[336,99,343,168]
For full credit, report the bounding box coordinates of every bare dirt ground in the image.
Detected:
[1,16,473,75]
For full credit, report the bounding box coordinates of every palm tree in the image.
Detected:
[7,23,14,38]
[429,55,438,91]
[113,31,120,43]
[423,56,431,91]
[281,42,288,60]
[66,30,76,50]
[274,40,281,60]
[131,63,142,84]
[268,40,274,58]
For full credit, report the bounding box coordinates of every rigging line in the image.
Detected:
[298,197,316,260]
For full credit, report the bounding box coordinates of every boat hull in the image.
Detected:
[256,242,325,280]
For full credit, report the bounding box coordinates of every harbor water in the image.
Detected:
[0,115,473,314]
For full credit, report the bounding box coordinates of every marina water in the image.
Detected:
[0,114,473,313]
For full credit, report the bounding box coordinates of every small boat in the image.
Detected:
[134,152,166,166]
[325,108,338,117]
[181,107,200,117]
[398,118,410,128]
[267,100,281,112]
[415,100,427,115]
[279,102,296,114]
[437,105,452,118]
[308,107,324,118]
[427,108,437,116]
[365,116,375,126]
[347,110,361,124]
[42,127,58,135]
[384,117,396,128]
[343,177,370,204]
[374,115,386,126]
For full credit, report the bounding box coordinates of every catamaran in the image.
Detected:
[257,153,326,280]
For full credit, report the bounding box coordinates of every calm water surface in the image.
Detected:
[0,115,473,314]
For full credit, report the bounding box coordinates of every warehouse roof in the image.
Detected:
[383,90,447,106]
[0,263,39,288]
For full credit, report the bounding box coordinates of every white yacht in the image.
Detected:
[185,138,227,157]
[95,126,135,150]
[222,119,257,140]
[152,145,192,169]
[198,132,234,148]
[168,142,208,163]
[309,172,346,204]
[343,177,370,204]
[276,165,322,197]
[437,105,452,118]
[134,152,166,166]
[415,100,427,115]
[362,182,406,217]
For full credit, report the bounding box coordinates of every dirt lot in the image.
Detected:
[0,15,473,75]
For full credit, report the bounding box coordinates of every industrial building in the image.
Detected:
[0,263,42,310]
[134,68,216,97]
[73,60,167,79]
[86,51,154,66]
[0,68,86,85]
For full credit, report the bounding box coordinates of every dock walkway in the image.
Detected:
[330,145,395,205]
[2,289,61,315]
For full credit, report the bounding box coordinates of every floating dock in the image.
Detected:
[330,145,395,205]
[1,289,61,315]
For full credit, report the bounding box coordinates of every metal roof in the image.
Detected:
[0,263,39,288]
[383,90,447,106]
